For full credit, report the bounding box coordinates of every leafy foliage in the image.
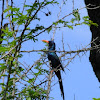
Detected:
[93,98,100,100]
[0,0,58,99]
[82,16,98,27]
[0,0,99,99]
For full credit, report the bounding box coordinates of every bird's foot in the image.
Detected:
[50,70,54,73]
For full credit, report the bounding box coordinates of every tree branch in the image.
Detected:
[46,70,53,100]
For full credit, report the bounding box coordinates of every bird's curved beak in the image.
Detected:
[42,40,49,43]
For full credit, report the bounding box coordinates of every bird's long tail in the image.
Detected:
[55,71,65,100]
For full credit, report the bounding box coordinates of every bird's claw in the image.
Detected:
[50,70,54,73]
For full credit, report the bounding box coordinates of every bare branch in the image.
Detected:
[46,70,53,100]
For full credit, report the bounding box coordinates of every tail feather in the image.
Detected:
[55,71,65,100]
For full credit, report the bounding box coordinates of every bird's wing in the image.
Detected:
[48,52,64,72]
[53,53,64,71]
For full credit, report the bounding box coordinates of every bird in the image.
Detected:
[42,40,65,100]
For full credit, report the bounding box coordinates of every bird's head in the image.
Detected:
[42,40,55,50]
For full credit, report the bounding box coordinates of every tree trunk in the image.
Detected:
[84,0,100,82]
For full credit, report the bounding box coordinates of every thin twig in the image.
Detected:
[20,44,100,55]
[15,54,44,82]
[52,0,64,40]
[72,0,74,10]
[6,0,14,36]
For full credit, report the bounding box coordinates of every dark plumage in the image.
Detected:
[42,40,65,100]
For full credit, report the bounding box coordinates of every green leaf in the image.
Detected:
[47,27,52,33]
[83,16,89,19]
[0,83,5,86]
[67,25,73,29]
[12,18,19,22]
[45,1,59,5]
[27,97,31,100]
[1,27,15,38]
[82,17,98,27]
[0,47,10,52]
[91,22,98,27]
[70,18,75,23]
[4,6,20,13]
[0,65,7,70]
[58,19,65,24]
[73,9,80,21]
[28,78,35,83]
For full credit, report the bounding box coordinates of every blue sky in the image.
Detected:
[21,0,100,100]
[0,0,100,100]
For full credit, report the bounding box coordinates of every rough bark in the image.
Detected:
[84,0,100,82]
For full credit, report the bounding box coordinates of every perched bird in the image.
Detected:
[42,40,65,100]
